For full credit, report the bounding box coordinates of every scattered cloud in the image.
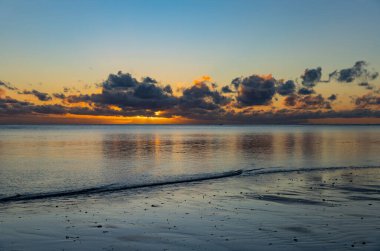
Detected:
[298,87,315,95]
[19,89,52,101]
[329,61,378,83]
[0,60,379,123]
[52,93,66,99]
[233,75,277,106]
[327,94,337,101]
[284,94,331,110]
[301,67,322,87]
[221,85,234,93]
[277,80,296,96]
[67,71,177,111]
[355,94,380,108]
[0,80,18,91]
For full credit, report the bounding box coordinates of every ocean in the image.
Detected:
[1,125,380,250]
[1,125,379,201]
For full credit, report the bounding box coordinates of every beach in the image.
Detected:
[1,166,379,251]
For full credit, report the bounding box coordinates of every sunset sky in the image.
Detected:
[1,0,379,124]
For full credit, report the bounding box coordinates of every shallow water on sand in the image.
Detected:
[0,167,379,251]
[0,125,380,200]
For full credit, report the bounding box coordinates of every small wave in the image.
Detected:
[243,165,380,176]
[0,169,243,203]
[1,165,379,203]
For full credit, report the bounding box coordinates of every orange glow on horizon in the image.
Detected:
[0,113,195,124]
[61,114,194,124]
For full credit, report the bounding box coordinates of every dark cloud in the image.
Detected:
[355,94,380,108]
[67,72,177,111]
[0,96,33,114]
[19,90,52,101]
[298,88,315,95]
[358,82,370,87]
[329,61,378,83]
[221,85,234,93]
[0,80,18,91]
[181,108,380,124]
[159,80,231,121]
[179,82,230,111]
[103,71,138,90]
[284,95,298,107]
[52,93,66,99]
[32,104,67,114]
[2,93,379,124]
[328,94,337,101]
[141,76,158,84]
[277,80,296,96]
[284,94,331,110]
[163,85,173,95]
[66,94,92,103]
[358,82,374,90]
[301,67,322,87]
[1,62,379,124]
[0,95,156,117]
[231,77,241,89]
[298,95,332,110]
[233,75,277,106]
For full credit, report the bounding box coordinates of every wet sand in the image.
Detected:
[1,167,379,251]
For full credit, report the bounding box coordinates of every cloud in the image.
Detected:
[221,85,234,93]
[103,71,138,90]
[284,95,298,107]
[1,61,379,124]
[355,94,380,108]
[67,71,177,111]
[233,75,277,106]
[0,96,33,114]
[19,89,52,101]
[284,94,331,110]
[329,61,378,83]
[157,78,231,121]
[0,80,18,91]
[298,95,332,109]
[32,104,67,114]
[301,67,322,87]
[328,94,337,101]
[1,93,379,124]
[63,73,229,121]
[0,95,157,117]
[277,80,296,96]
[298,87,315,95]
[358,82,374,90]
[179,81,229,110]
[52,93,66,99]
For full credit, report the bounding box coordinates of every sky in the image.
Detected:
[0,0,379,124]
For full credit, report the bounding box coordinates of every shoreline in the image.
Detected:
[1,165,378,204]
[1,167,379,251]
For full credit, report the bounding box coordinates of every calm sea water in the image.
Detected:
[0,125,379,200]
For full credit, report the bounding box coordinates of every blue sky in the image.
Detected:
[1,0,379,87]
